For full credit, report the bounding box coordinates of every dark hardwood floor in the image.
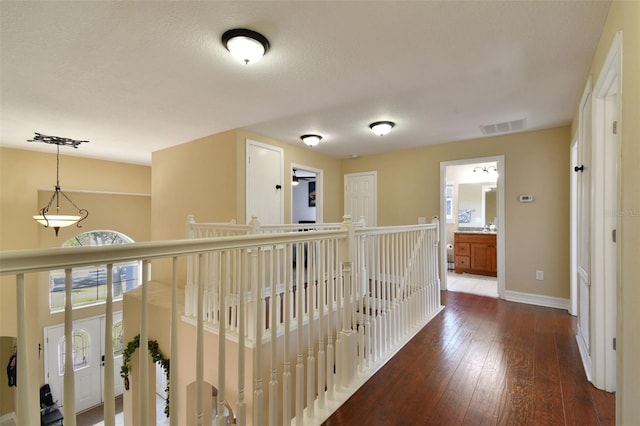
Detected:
[323,291,615,426]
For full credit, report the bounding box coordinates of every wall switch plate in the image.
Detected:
[536,270,544,280]
[519,194,534,203]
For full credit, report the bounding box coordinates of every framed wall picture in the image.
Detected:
[308,181,316,207]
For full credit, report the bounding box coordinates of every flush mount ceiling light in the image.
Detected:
[221,28,270,64]
[300,134,322,147]
[369,121,395,136]
[28,133,90,236]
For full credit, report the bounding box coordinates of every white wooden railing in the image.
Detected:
[0,215,442,426]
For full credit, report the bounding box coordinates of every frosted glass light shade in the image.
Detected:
[33,214,81,228]
[369,121,395,136]
[222,29,270,64]
[300,134,322,147]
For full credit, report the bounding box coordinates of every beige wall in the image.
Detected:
[151,129,343,285]
[342,126,571,299]
[0,147,151,420]
[574,1,640,423]
[235,130,343,225]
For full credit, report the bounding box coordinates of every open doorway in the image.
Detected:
[291,164,322,224]
[440,156,506,299]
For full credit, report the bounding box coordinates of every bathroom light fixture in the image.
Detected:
[292,169,299,186]
[473,165,497,173]
[222,28,270,64]
[369,121,395,136]
[300,134,322,147]
[28,133,89,236]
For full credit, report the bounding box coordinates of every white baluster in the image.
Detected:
[237,250,247,425]
[317,240,326,410]
[295,243,304,425]
[64,268,76,426]
[269,247,279,426]
[104,264,115,426]
[196,255,204,426]
[16,274,33,425]
[140,261,149,425]
[326,240,335,400]
[307,241,315,418]
[253,249,264,425]
[283,244,292,426]
[170,257,179,426]
[217,252,227,426]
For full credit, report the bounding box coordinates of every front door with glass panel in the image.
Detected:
[44,312,123,413]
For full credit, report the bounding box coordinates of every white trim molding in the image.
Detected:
[505,290,570,311]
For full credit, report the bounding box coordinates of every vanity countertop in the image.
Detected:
[454,230,497,235]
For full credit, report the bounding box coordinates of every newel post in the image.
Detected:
[338,215,357,387]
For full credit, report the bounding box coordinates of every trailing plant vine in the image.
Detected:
[120,334,171,417]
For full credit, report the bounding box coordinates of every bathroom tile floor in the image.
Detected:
[446,271,498,298]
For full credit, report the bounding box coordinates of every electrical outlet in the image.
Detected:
[536,270,544,281]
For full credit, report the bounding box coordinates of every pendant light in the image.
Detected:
[292,169,300,186]
[29,133,89,236]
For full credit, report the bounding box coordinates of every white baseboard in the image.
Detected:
[504,290,570,310]
[575,333,593,382]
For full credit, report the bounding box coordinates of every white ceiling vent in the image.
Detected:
[480,118,527,136]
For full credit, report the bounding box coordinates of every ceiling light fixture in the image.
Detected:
[292,169,299,186]
[28,133,89,236]
[473,165,497,173]
[369,121,395,136]
[300,134,322,147]
[221,28,270,64]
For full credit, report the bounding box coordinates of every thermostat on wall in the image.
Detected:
[519,194,534,203]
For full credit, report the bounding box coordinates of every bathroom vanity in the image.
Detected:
[454,232,497,276]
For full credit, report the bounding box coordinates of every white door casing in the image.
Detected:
[291,163,323,224]
[440,157,505,298]
[246,140,284,225]
[590,31,621,392]
[344,172,377,226]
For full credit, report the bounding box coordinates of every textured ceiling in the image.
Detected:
[0,1,610,165]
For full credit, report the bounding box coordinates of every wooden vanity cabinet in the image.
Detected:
[454,233,497,276]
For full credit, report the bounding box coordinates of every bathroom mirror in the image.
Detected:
[458,183,497,228]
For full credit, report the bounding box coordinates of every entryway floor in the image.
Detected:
[76,394,168,426]
[447,271,498,298]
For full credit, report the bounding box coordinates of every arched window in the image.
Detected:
[49,230,140,311]
[57,329,91,375]
[113,319,124,357]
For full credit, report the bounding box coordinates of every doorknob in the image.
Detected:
[574,165,584,173]
[275,184,282,190]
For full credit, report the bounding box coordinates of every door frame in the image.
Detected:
[590,30,622,392]
[291,163,323,224]
[440,156,506,298]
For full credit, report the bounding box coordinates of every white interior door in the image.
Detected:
[576,81,592,368]
[344,171,377,226]
[246,140,283,224]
